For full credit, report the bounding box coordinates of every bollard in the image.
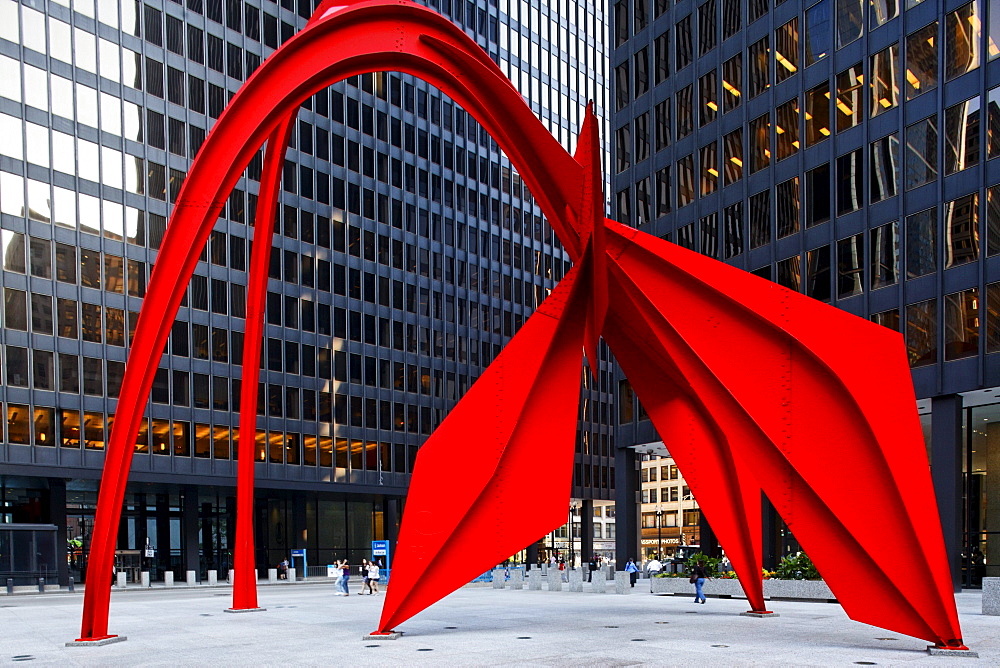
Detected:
[614,571,631,594]
[208,570,218,586]
[568,569,583,592]
[547,570,563,592]
[68,577,75,593]
[116,571,127,588]
[164,571,175,587]
[5,578,12,595]
[984,577,1000,615]
[140,571,150,588]
[186,570,197,586]
[38,577,45,593]
[287,568,296,582]
[541,563,548,576]
[527,570,542,590]
[492,569,506,589]
[228,569,234,584]
[509,569,524,590]
[590,571,607,593]
[268,568,278,584]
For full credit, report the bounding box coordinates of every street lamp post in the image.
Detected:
[655,505,663,559]
[569,502,578,569]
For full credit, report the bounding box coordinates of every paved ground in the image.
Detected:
[0,578,996,666]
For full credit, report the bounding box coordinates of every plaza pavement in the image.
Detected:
[0,576,996,666]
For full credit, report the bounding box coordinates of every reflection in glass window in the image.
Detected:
[988,283,1000,353]
[724,202,743,258]
[944,96,981,175]
[677,154,695,207]
[907,299,937,366]
[945,2,980,81]
[989,86,1000,159]
[777,255,802,291]
[615,0,629,46]
[906,208,938,278]
[945,288,979,360]
[636,177,652,225]
[57,299,77,339]
[749,0,769,24]
[655,167,671,217]
[906,22,938,100]
[989,185,1000,256]
[723,0,741,39]
[836,149,863,215]
[871,309,901,331]
[870,0,899,29]
[655,32,670,84]
[870,43,900,117]
[750,113,770,173]
[837,233,864,298]
[677,223,696,250]
[615,63,629,110]
[777,178,800,238]
[635,113,649,163]
[675,15,693,71]
[750,190,771,249]
[805,0,831,65]
[806,245,832,301]
[677,85,693,139]
[806,163,831,227]
[615,125,630,172]
[4,288,27,330]
[699,70,718,126]
[655,100,671,151]
[775,19,799,83]
[870,133,899,204]
[836,0,863,47]
[776,99,799,160]
[991,1,1000,60]
[836,63,863,131]
[805,83,831,146]
[748,37,770,98]
[722,55,741,112]
[635,0,648,32]
[905,116,938,189]
[31,293,52,334]
[634,48,649,97]
[5,348,28,387]
[870,221,899,289]
[723,129,743,186]
[1,231,26,273]
[944,193,979,268]
[700,213,719,258]
[700,142,718,196]
[616,188,630,225]
[699,0,717,56]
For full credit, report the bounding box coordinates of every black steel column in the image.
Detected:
[931,394,963,592]
[293,493,307,575]
[699,513,720,558]
[525,541,539,570]
[761,494,778,571]
[581,499,594,567]
[614,447,639,568]
[182,485,200,579]
[48,479,69,586]
[385,497,399,569]
[156,493,170,577]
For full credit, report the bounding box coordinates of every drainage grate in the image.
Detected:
[444,626,458,629]
[516,637,531,640]
[364,645,380,648]
[711,645,729,648]
[630,639,646,642]
[199,614,213,617]
[11,656,35,662]
[603,626,618,629]
[654,622,670,625]
[417,648,433,652]
[874,638,897,641]
[854,662,877,665]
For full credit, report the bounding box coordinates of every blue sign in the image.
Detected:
[372,540,389,557]
[291,549,305,557]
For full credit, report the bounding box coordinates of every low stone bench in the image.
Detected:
[984,577,1000,615]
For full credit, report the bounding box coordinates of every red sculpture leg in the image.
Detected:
[600,222,964,647]
[376,262,591,632]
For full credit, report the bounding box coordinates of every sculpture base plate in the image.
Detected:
[927,646,977,657]
[224,607,267,613]
[67,635,127,647]
[366,631,402,640]
[740,611,779,618]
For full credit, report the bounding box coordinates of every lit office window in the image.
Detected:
[776,178,800,238]
[870,43,899,117]
[805,83,831,146]
[700,142,718,196]
[806,246,832,301]
[699,0,717,55]
[836,0,863,48]
[870,133,899,204]
[989,185,1000,255]
[775,18,798,83]
[749,190,771,248]
[722,54,741,112]
[944,193,979,268]
[904,116,938,190]
[723,128,743,185]
[723,202,743,258]
[836,149,863,215]
[805,0,831,65]
[945,2,981,81]
[870,0,899,29]
[677,84,693,139]
[905,22,937,100]
[837,233,864,297]
[906,208,937,278]
[907,299,938,367]
[700,70,718,126]
[677,154,695,207]
[870,221,899,289]
[836,63,863,131]
[776,98,800,161]
[806,163,831,227]
[944,288,979,360]
[777,255,801,291]
[944,96,981,175]
[750,113,770,173]
[748,37,770,98]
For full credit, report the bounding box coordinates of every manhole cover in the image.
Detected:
[516,636,531,640]
[711,644,729,648]
[417,648,433,652]
[630,639,646,642]
[854,662,877,665]
[604,625,618,628]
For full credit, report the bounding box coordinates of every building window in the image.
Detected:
[614,0,629,46]
[635,0,648,32]
[837,233,864,298]
[634,48,649,97]
[806,245,832,301]
[723,128,743,185]
[701,213,719,258]
[988,283,1000,353]
[870,0,899,29]
[944,97,981,175]
[988,86,1000,159]
[699,70,718,126]
[906,22,938,100]
[748,37,770,99]
[776,98,800,161]
[944,193,979,268]
[616,188,630,224]
[906,207,938,278]
[806,163,831,227]
[722,54,742,112]
[836,63,863,132]
[871,309,901,331]
[677,223,696,250]
[724,202,743,258]
[675,15,693,71]
[989,185,1000,255]
[905,116,938,189]
[615,125,631,173]
[656,167,671,216]
[677,154,695,207]
[750,190,771,248]
[945,2,981,81]
[775,18,799,83]
[805,83,831,146]
[836,0,863,48]
[749,0,768,24]
[676,85,694,139]
[944,288,979,360]
[699,0,717,56]
[870,133,899,204]
[723,0,741,39]
[805,0,832,66]
[870,43,900,117]
[991,2,1000,60]
[636,177,652,225]
[776,178,800,238]
[836,149,863,215]
[750,113,770,173]
[655,31,670,84]
[655,100,671,151]
[635,113,650,163]
[870,221,899,289]
[907,299,938,366]
[777,255,801,291]
[700,142,718,196]
[615,62,630,110]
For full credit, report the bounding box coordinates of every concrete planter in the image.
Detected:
[764,578,834,600]
[650,576,834,601]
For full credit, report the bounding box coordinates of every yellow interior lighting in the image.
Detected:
[707,101,718,111]
[730,156,743,167]
[707,168,719,176]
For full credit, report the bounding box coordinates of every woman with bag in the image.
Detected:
[367,560,381,594]
[691,559,708,604]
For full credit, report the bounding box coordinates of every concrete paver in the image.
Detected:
[0,578,995,666]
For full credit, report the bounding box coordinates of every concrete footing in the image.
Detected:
[927,646,979,658]
[224,607,267,613]
[741,611,780,618]
[66,636,128,647]
[365,632,402,641]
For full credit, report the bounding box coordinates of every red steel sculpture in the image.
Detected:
[75,0,967,651]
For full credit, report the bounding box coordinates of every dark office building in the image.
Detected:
[612,0,1000,586]
[0,0,613,586]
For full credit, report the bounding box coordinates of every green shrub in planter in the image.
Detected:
[773,551,820,580]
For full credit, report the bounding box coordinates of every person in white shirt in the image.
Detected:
[367,561,381,594]
[646,557,663,577]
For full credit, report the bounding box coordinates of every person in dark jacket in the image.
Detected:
[692,559,708,603]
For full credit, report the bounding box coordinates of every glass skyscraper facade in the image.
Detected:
[0,0,610,585]
[613,0,999,585]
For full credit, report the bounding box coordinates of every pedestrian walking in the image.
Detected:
[691,559,708,604]
[368,560,381,594]
[625,558,639,587]
[332,559,345,595]
[361,559,372,594]
[278,558,289,580]
[588,556,598,582]
[646,556,663,577]
[338,559,351,596]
